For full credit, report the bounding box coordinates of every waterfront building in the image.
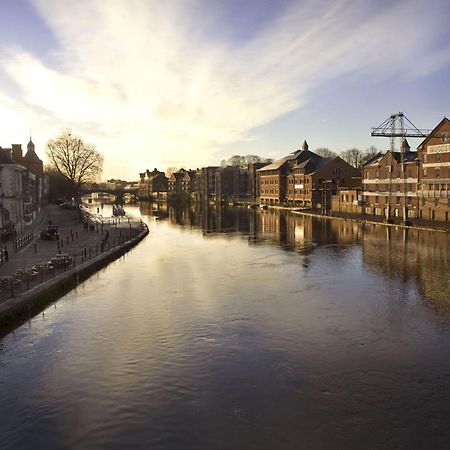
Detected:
[258,141,319,204]
[138,169,168,200]
[168,168,197,197]
[195,166,220,202]
[215,166,241,202]
[416,117,450,222]
[286,155,361,209]
[362,139,420,220]
[247,162,269,200]
[331,188,363,214]
[0,147,26,234]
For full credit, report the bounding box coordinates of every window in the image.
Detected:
[424,153,427,163]
[436,153,441,162]
[436,168,440,178]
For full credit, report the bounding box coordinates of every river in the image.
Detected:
[1,204,449,449]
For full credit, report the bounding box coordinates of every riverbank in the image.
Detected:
[262,205,450,233]
[0,205,148,329]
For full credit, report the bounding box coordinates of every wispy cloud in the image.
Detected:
[1,0,449,177]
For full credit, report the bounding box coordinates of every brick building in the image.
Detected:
[168,168,197,197]
[362,139,420,220]
[331,189,363,214]
[416,117,450,222]
[258,141,319,204]
[286,155,361,209]
[195,166,219,202]
[139,168,168,199]
[247,162,269,200]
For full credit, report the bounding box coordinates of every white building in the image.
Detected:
[0,147,26,234]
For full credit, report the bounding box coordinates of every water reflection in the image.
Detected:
[1,203,450,449]
[142,203,450,312]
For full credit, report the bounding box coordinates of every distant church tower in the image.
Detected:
[24,136,44,173]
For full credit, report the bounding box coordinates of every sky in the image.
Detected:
[1,0,450,180]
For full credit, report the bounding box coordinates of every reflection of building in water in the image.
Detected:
[362,225,450,310]
[139,200,168,219]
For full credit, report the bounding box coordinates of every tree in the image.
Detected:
[165,167,179,177]
[47,129,103,197]
[221,154,272,168]
[340,148,363,168]
[45,166,74,201]
[361,146,379,164]
[340,146,380,168]
[315,148,337,158]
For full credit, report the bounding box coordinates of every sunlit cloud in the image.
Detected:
[0,0,449,178]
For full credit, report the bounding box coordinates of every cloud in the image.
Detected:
[0,0,449,178]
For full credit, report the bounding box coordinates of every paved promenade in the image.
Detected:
[0,204,143,303]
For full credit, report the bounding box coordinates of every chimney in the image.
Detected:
[11,144,22,162]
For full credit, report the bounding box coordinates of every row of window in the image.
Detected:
[365,169,415,179]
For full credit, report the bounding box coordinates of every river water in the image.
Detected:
[1,204,449,450]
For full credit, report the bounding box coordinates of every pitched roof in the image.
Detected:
[257,150,302,171]
[362,153,384,166]
[417,117,450,149]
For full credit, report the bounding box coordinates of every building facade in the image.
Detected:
[139,169,168,199]
[258,141,319,204]
[195,166,219,202]
[416,117,450,222]
[362,140,420,220]
[331,189,363,214]
[286,155,361,209]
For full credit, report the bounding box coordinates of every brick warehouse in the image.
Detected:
[362,139,420,220]
[361,117,450,223]
[417,117,450,222]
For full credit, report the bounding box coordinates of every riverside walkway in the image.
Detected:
[0,204,144,304]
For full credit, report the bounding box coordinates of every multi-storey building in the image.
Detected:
[362,139,420,220]
[286,155,361,209]
[247,162,269,200]
[138,169,168,199]
[258,141,320,204]
[168,169,197,196]
[195,166,219,202]
[11,139,48,224]
[215,166,241,202]
[0,148,26,234]
[416,117,450,222]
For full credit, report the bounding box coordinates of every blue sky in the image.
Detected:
[1,0,449,179]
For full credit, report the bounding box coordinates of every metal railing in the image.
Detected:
[14,232,33,251]
[0,221,147,302]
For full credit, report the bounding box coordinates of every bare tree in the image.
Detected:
[315,148,337,158]
[361,146,379,164]
[221,154,272,168]
[340,148,363,168]
[46,129,103,197]
[165,166,179,177]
